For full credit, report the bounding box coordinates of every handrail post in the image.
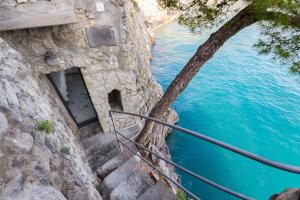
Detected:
[109,111,122,152]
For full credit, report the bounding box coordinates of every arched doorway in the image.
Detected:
[48,67,102,130]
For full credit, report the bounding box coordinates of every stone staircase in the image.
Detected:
[80,123,177,200]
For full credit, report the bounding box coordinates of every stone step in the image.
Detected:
[82,124,140,170]
[82,124,140,153]
[88,142,120,170]
[82,132,116,152]
[138,180,177,200]
[80,122,103,140]
[101,156,141,196]
[110,170,155,200]
[97,145,137,180]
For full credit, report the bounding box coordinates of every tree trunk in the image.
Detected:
[136,6,258,147]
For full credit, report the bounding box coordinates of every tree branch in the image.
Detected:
[136,6,258,146]
[260,11,300,29]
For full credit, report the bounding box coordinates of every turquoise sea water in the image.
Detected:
[151,22,300,200]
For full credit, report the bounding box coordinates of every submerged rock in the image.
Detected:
[270,188,300,200]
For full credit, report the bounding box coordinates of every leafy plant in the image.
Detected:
[177,189,186,200]
[37,120,55,134]
[130,10,135,18]
[131,0,138,9]
[61,147,71,155]
[137,0,300,147]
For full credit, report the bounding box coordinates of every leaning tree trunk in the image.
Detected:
[136,6,258,147]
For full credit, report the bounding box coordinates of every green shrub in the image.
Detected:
[177,189,186,200]
[291,62,300,73]
[130,10,135,18]
[61,147,71,155]
[37,120,55,134]
[131,0,138,9]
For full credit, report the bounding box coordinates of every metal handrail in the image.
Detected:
[110,110,300,200]
[111,110,300,174]
[115,130,252,200]
[109,111,254,200]
[109,111,122,151]
[118,140,201,200]
[110,112,201,200]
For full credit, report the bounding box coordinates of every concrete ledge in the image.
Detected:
[0,9,78,32]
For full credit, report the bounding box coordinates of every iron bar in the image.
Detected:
[118,140,200,200]
[116,130,253,200]
[111,110,300,174]
[109,111,122,152]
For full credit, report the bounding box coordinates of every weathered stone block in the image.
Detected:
[4,132,33,153]
[0,6,78,31]
[0,112,8,137]
[44,136,61,153]
[85,27,118,48]
[16,0,28,3]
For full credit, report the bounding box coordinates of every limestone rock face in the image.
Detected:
[0,0,163,133]
[0,0,167,199]
[3,132,34,153]
[136,0,174,29]
[2,184,68,200]
[0,38,102,200]
[0,112,8,136]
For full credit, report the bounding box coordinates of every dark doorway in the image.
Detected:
[48,67,101,128]
[108,89,123,111]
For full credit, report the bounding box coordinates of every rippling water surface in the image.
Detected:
[151,22,300,200]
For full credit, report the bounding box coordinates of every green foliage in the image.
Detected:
[158,0,300,73]
[291,62,300,73]
[131,0,138,9]
[158,0,240,31]
[158,0,179,9]
[255,22,300,72]
[177,189,186,200]
[61,147,71,155]
[37,120,55,134]
[130,10,135,18]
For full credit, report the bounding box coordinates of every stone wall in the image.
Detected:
[0,0,167,199]
[0,0,163,133]
[0,38,101,199]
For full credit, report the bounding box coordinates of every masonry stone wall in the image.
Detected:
[0,37,101,200]
[0,0,167,199]
[0,0,163,133]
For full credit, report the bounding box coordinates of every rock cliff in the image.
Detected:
[0,0,177,199]
[0,37,101,199]
[136,0,175,29]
